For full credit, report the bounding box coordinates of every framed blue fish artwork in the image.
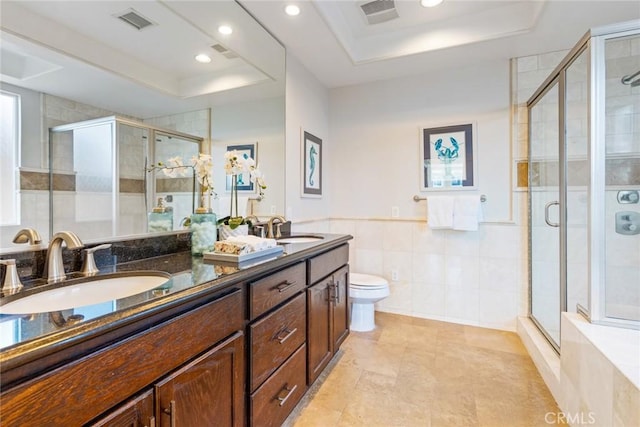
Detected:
[302,130,322,197]
[420,123,477,190]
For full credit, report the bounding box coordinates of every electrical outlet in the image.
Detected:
[391,206,400,218]
[270,205,277,214]
[391,269,399,281]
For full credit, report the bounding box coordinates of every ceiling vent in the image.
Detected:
[359,0,399,25]
[115,8,156,31]
[211,43,238,60]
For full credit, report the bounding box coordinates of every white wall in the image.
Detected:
[285,53,331,223]
[321,60,525,331]
[328,60,512,222]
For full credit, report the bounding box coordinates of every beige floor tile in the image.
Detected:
[291,313,561,427]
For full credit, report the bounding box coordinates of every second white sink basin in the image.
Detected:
[277,236,324,244]
[0,272,170,315]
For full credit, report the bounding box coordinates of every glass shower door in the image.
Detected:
[529,82,562,349]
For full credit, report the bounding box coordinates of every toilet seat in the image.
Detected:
[350,273,388,290]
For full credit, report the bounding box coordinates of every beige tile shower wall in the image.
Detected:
[605,36,640,156]
[144,109,210,142]
[513,51,569,162]
[45,94,137,173]
[604,34,640,321]
[118,124,146,180]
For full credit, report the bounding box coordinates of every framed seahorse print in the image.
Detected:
[302,130,322,197]
[420,123,477,191]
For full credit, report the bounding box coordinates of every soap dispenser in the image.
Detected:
[148,198,173,233]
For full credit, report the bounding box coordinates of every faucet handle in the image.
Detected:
[0,259,23,293]
[81,244,112,276]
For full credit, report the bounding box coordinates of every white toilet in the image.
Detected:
[349,273,390,332]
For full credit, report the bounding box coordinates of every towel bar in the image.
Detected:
[413,194,486,202]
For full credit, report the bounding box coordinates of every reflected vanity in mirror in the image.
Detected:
[0,0,285,250]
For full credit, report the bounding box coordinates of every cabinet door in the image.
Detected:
[332,266,349,352]
[306,279,332,385]
[88,389,155,427]
[155,331,245,427]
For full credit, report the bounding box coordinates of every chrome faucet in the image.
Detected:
[12,228,42,245]
[45,231,84,283]
[267,215,287,239]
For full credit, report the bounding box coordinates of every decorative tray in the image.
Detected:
[203,246,284,263]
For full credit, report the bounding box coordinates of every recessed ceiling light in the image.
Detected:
[218,25,233,35]
[285,4,300,16]
[195,54,211,63]
[420,0,444,7]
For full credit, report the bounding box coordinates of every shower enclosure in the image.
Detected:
[49,116,203,241]
[528,21,640,351]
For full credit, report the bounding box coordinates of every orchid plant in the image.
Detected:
[147,153,216,214]
[223,149,266,229]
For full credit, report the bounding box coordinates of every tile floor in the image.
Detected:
[287,312,565,427]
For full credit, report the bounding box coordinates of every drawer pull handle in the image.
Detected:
[274,327,298,344]
[163,400,176,427]
[276,383,298,406]
[274,280,296,293]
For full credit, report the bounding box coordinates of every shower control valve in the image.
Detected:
[615,211,640,236]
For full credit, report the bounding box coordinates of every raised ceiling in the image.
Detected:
[240,0,640,88]
[0,1,285,117]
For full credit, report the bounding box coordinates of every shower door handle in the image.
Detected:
[544,201,560,227]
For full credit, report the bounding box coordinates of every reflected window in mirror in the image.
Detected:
[0,90,20,226]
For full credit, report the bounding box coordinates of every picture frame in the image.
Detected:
[420,123,477,190]
[225,143,256,193]
[302,130,322,197]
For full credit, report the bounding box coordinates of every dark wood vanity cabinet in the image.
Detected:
[248,262,308,426]
[154,331,245,427]
[90,331,245,427]
[89,389,155,427]
[2,288,245,427]
[306,245,350,384]
[1,236,353,427]
[331,265,350,351]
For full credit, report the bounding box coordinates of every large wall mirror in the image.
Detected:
[0,1,285,251]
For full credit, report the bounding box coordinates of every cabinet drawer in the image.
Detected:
[308,244,349,285]
[249,292,306,391]
[249,262,306,320]
[250,344,307,427]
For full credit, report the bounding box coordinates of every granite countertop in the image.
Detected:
[0,233,352,378]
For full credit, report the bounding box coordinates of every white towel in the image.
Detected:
[225,235,277,252]
[453,195,482,231]
[427,196,454,229]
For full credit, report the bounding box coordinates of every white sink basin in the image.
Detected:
[277,236,324,244]
[0,272,170,315]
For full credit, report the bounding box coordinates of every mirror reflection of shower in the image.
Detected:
[49,116,203,240]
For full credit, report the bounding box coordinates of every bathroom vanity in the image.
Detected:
[0,233,351,426]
